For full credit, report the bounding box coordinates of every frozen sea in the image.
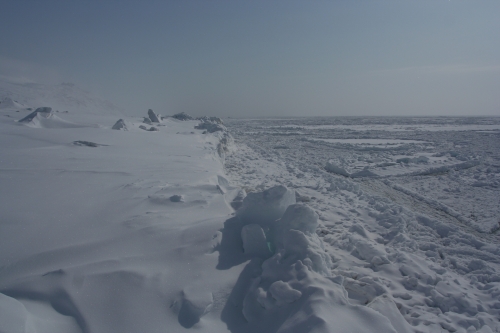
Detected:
[1,87,499,333]
[224,116,500,332]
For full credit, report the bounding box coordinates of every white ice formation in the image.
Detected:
[112,118,127,130]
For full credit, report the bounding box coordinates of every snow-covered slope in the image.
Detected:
[0,77,122,115]
[0,110,241,332]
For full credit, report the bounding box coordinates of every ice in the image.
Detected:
[224,116,500,333]
[171,112,194,120]
[237,185,296,226]
[111,118,127,130]
[177,287,214,328]
[18,106,53,122]
[325,160,350,177]
[2,80,500,333]
[195,119,225,133]
[241,224,272,257]
[147,109,160,123]
[368,294,414,333]
[268,281,302,305]
[275,203,319,235]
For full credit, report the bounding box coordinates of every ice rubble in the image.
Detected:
[224,117,500,333]
[220,185,400,332]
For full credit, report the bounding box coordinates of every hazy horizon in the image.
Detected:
[1,1,499,117]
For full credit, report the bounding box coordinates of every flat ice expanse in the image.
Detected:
[1,97,499,332]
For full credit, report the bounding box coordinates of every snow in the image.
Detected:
[225,116,500,333]
[1,80,500,332]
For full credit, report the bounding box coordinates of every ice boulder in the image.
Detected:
[195,121,225,133]
[237,185,296,227]
[178,288,213,328]
[282,229,332,275]
[197,116,224,124]
[172,112,194,121]
[274,204,319,235]
[148,109,160,123]
[241,224,272,258]
[325,160,350,177]
[230,189,246,210]
[19,107,53,123]
[268,281,302,306]
[112,119,127,130]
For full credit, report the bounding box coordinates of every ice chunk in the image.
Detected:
[178,288,213,328]
[112,119,127,130]
[237,185,296,226]
[148,109,160,123]
[230,189,246,210]
[19,107,53,123]
[172,112,194,120]
[268,281,302,306]
[241,224,272,258]
[325,160,350,177]
[282,229,332,276]
[195,120,225,133]
[275,203,319,235]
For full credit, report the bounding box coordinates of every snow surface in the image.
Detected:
[1,85,500,333]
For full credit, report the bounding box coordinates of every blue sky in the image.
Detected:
[1,1,499,117]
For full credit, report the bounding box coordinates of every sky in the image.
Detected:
[0,0,499,117]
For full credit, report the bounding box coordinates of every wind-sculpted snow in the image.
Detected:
[224,116,500,333]
[0,108,240,333]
